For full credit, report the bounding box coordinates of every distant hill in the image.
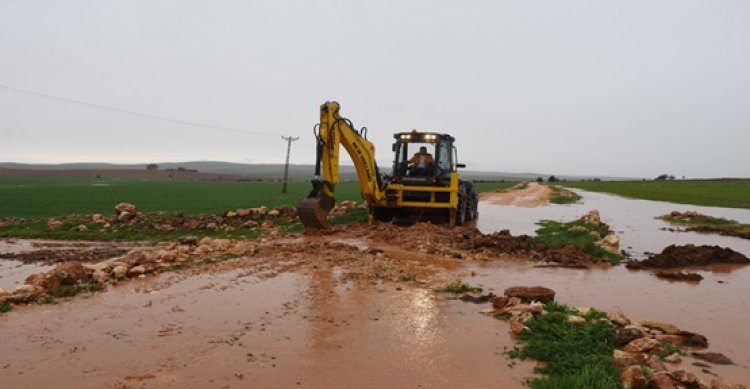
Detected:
[0,161,626,181]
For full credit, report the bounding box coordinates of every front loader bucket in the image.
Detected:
[297,195,335,229]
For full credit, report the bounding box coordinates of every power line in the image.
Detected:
[0,83,282,137]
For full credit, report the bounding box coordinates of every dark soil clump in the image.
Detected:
[655,271,703,282]
[627,244,750,269]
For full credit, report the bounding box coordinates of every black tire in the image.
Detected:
[461,182,478,221]
[372,207,394,222]
[455,187,467,226]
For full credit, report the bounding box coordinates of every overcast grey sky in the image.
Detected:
[1,0,748,178]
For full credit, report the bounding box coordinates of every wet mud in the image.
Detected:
[0,235,536,388]
[627,244,750,269]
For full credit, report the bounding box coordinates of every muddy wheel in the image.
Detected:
[372,207,394,223]
[455,187,467,226]
[460,181,477,221]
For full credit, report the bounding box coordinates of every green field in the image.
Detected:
[0,177,517,219]
[0,177,366,219]
[564,180,750,209]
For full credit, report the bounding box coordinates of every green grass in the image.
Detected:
[565,180,750,209]
[507,302,619,389]
[659,214,748,228]
[0,177,365,219]
[534,220,622,264]
[548,185,582,205]
[438,282,482,293]
[0,301,12,313]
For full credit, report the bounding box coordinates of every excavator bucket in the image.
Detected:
[297,194,336,229]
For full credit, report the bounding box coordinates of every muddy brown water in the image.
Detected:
[2,190,750,387]
[0,267,534,388]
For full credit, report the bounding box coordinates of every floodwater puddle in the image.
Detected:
[477,188,750,258]
[0,262,534,388]
[475,189,750,384]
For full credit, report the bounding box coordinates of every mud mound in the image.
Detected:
[686,225,750,240]
[627,244,750,269]
[337,222,599,266]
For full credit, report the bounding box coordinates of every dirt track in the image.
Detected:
[479,182,552,207]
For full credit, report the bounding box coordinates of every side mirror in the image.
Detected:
[456,163,466,168]
[392,143,397,152]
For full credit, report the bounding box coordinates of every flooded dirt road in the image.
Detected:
[477,188,750,258]
[2,189,750,387]
[0,251,535,388]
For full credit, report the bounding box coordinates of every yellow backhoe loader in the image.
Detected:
[297,101,478,229]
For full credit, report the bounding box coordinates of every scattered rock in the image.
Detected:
[624,337,660,353]
[664,352,682,363]
[655,334,686,347]
[93,269,110,284]
[620,365,648,389]
[649,372,678,389]
[242,220,259,229]
[72,224,88,232]
[178,235,198,245]
[579,209,601,225]
[613,349,638,370]
[127,266,146,277]
[608,310,631,327]
[13,284,41,294]
[47,219,63,231]
[640,320,680,335]
[596,234,620,255]
[492,296,508,309]
[566,315,586,325]
[692,352,733,365]
[25,272,61,290]
[671,369,707,388]
[615,327,645,345]
[115,202,137,215]
[112,265,128,279]
[503,286,555,303]
[678,330,709,348]
[50,261,88,285]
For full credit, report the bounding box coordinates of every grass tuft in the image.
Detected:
[507,302,619,389]
[534,220,622,264]
[438,282,482,293]
[0,301,12,313]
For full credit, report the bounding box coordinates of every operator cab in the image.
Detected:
[390,130,462,186]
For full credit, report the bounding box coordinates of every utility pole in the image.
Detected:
[281,135,299,194]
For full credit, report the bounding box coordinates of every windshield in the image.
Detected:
[393,140,452,177]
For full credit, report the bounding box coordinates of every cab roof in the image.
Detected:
[393,131,454,142]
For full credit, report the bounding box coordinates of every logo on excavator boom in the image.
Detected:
[352,141,372,182]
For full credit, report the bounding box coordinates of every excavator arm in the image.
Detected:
[297,101,385,228]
